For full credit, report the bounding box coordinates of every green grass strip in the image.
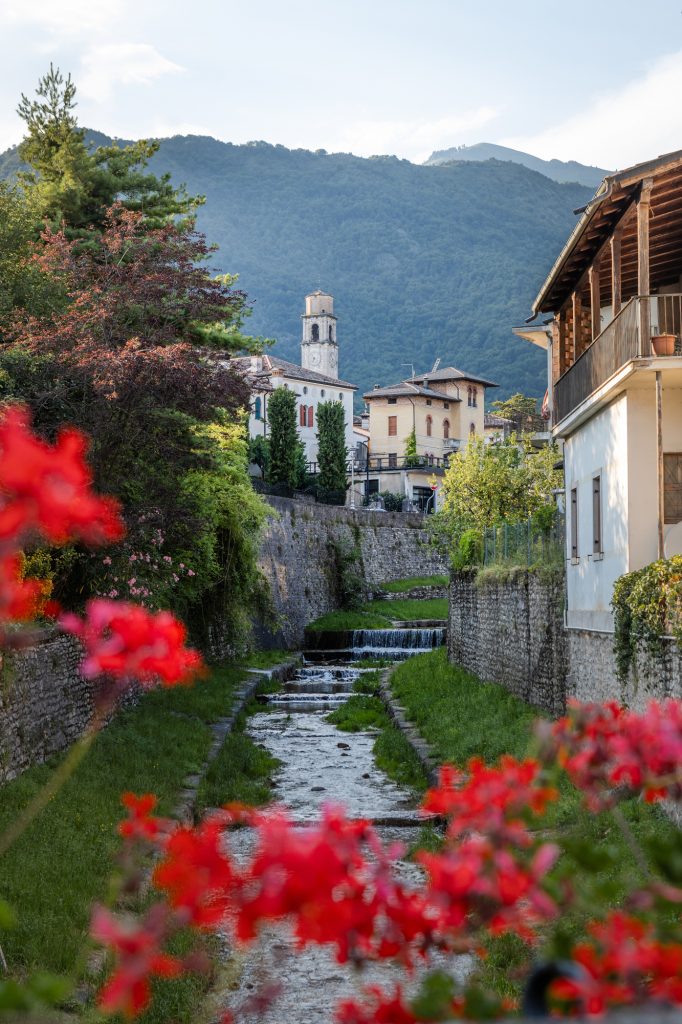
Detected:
[364,597,448,620]
[381,575,449,593]
[195,706,280,815]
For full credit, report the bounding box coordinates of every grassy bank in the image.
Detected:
[381,575,448,593]
[0,663,249,1018]
[307,595,448,632]
[195,703,280,814]
[390,649,679,997]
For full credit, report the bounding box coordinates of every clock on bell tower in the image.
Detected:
[301,289,340,379]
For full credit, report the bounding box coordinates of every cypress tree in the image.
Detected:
[268,387,299,487]
[317,400,348,503]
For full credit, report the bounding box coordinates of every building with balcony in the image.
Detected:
[532,149,682,629]
[360,366,497,510]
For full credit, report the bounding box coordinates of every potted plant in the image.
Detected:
[652,332,676,356]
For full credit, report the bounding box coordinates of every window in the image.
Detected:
[426,399,432,406]
[329,325,334,341]
[299,404,306,427]
[388,452,398,468]
[469,422,476,435]
[443,419,450,439]
[592,475,603,555]
[307,405,314,428]
[388,415,397,436]
[664,454,682,523]
[321,389,326,397]
[571,487,578,560]
[388,398,397,405]
[303,386,308,395]
[471,387,477,408]
[254,396,262,421]
[467,387,472,407]
[444,402,449,409]
[365,479,379,497]
[426,415,432,437]
[338,392,343,401]
[311,323,319,341]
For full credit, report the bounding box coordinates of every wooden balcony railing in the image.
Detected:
[553,294,682,426]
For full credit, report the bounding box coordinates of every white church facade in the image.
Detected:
[234,290,357,466]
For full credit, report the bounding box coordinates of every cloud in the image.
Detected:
[329,106,500,162]
[79,43,184,102]
[503,50,682,170]
[0,0,125,36]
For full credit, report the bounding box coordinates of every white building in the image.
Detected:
[234,290,357,466]
[530,149,682,630]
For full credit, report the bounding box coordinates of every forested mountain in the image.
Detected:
[425,142,609,189]
[0,134,593,403]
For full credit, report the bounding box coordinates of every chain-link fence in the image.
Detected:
[483,512,565,567]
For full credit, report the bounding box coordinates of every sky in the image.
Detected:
[1,0,682,169]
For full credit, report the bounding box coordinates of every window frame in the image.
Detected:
[388,415,398,437]
[570,486,579,562]
[592,474,603,558]
[664,452,682,525]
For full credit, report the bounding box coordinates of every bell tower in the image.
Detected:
[301,290,339,378]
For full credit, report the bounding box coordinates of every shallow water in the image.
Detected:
[218,657,471,1022]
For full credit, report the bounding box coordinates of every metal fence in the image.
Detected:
[483,512,565,567]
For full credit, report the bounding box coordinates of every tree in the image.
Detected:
[404,428,420,467]
[267,388,299,488]
[16,65,200,239]
[490,392,542,434]
[316,400,348,503]
[436,435,561,543]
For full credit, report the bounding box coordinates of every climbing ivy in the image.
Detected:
[611,557,682,682]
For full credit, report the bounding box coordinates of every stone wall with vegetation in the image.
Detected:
[448,568,568,715]
[258,497,448,648]
[567,628,682,711]
[0,630,91,783]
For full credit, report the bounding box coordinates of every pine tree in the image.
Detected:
[317,400,348,503]
[16,65,200,239]
[268,388,299,487]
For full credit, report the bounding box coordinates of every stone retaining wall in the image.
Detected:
[448,570,682,715]
[448,569,568,715]
[0,630,91,783]
[258,497,447,648]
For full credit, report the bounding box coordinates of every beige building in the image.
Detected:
[360,367,497,510]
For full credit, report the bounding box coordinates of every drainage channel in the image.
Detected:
[218,634,469,1023]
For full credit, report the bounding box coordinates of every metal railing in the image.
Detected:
[553,294,682,426]
[305,453,454,476]
[483,512,565,567]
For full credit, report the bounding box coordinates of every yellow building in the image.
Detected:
[360,366,497,510]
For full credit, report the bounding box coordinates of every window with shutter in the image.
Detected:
[592,475,602,555]
[388,416,397,436]
[664,454,682,524]
[571,487,578,560]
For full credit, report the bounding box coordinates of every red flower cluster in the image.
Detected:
[91,905,183,1018]
[60,599,203,685]
[551,912,682,1014]
[337,986,418,1024]
[118,793,164,842]
[546,699,682,808]
[0,405,123,545]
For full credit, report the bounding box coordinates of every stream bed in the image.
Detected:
[218,639,469,1023]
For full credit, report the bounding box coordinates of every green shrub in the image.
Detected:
[612,556,682,682]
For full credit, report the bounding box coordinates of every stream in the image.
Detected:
[218,629,469,1022]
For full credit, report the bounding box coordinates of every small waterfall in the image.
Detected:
[265,664,365,709]
[350,627,445,660]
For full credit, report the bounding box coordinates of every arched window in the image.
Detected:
[443,419,450,439]
[329,325,334,341]
[426,415,432,437]
[307,405,314,428]
[470,422,476,435]
[303,386,308,395]
[467,386,472,407]
[254,396,262,421]
[321,389,326,397]
[300,404,306,427]
[471,387,478,408]
[338,392,343,401]
[311,323,319,342]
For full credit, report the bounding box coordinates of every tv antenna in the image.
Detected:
[401,362,415,380]
[431,357,441,373]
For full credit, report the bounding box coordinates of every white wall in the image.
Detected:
[564,395,629,630]
[290,381,355,464]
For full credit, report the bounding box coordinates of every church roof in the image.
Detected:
[364,367,498,401]
[231,354,357,390]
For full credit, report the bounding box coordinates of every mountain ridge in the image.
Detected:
[0,133,592,403]
[424,142,610,189]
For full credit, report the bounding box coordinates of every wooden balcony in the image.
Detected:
[553,294,682,426]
